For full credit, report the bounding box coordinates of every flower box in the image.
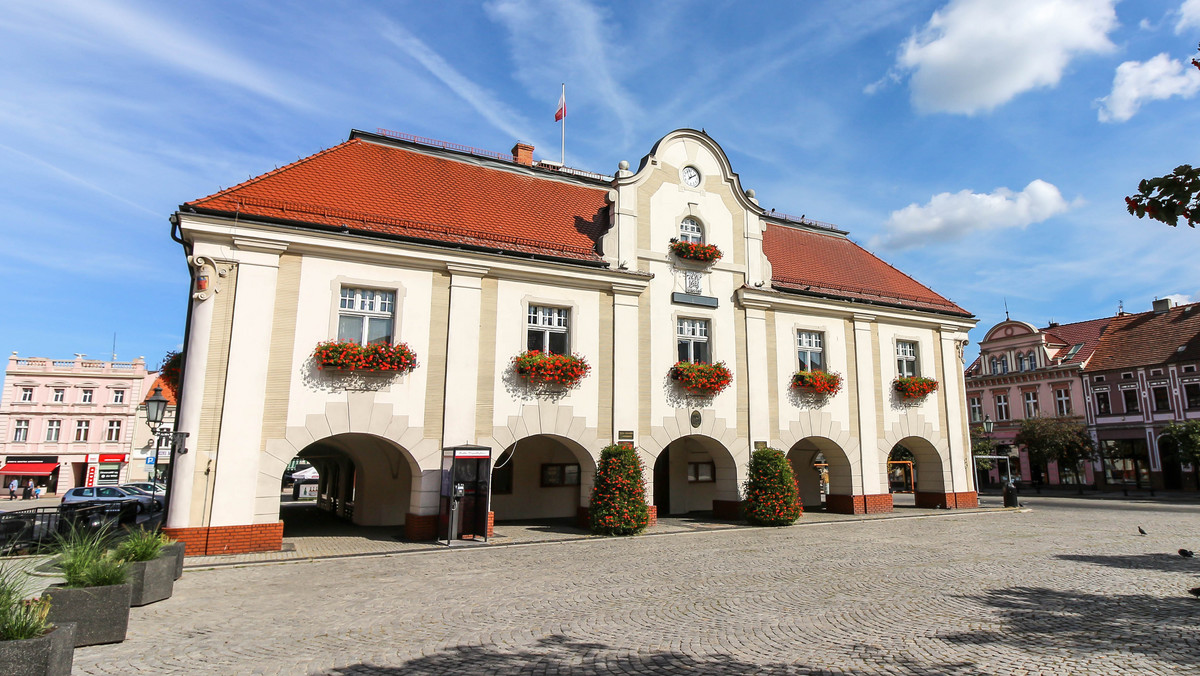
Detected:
[313,341,418,374]
[0,623,75,676]
[894,376,938,400]
[669,361,733,395]
[668,240,723,264]
[790,370,843,396]
[43,583,131,647]
[512,351,590,389]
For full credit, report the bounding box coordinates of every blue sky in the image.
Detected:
[2,0,1199,368]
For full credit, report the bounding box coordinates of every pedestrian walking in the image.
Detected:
[7,478,16,500]
[22,479,34,500]
[34,484,42,499]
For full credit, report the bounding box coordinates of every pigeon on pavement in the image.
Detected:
[1181,549,1195,558]
[1189,587,1200,598]
[1138,526,1147,535]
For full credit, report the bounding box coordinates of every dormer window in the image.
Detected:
[679,217,703,244]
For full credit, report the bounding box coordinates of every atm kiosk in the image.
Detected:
[439,445,491,544]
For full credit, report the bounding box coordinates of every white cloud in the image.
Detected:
[872,180,1074,250]
[1164,293,1194,306]
[1178,0,1200,33]
[896,0,1118,114]
[1097,53,1200,122]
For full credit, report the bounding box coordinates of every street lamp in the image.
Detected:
[144,387,189,520]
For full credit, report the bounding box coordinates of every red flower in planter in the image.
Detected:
[512,351,591,389]
[670,361,733,395]
[668,239,723,264]
[790,370,843,396]
[313,340,419,374]
[894,376,938,400]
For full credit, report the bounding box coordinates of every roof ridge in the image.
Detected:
[186,139,361,206]
[841,235,962,312]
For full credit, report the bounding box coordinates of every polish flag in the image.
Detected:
[555,90,566,122]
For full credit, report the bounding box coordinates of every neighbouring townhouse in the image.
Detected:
[0,354,154,494]
[164,128,979,555]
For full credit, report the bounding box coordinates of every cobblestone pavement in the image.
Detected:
[72,497,1200,675]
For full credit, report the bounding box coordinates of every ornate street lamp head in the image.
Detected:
[146,387,168,427]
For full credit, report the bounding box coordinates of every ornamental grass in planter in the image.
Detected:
[115,527,175,607]
[313,340,418,373]
[512,350,591,389]
[589,445,650,536]
[743,447,803,526]
[45,525,131,647]
[669,361,733,395]
[790,370,843,397]
[0,564,74,676]
[894,376,938,400]
[668,239,723,264]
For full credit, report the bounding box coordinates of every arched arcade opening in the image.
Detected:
[787,437,852,513]
[653,435,739,520]
[890,437,952,509]
[490,434,596,526]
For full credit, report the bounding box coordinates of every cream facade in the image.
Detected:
[164,129,978,552]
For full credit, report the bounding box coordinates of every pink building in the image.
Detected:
[0,354,155,495]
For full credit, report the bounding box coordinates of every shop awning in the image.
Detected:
[0,463,59,476]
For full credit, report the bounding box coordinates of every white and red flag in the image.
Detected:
[555,87,566,121]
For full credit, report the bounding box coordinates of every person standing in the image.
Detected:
[7,478,16,500]
[22,479,33,500]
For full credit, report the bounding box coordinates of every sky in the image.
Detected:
[1,0,1199,368]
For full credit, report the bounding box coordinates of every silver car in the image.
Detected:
[61,486,159,513]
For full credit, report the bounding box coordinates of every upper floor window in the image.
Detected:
[12,419,29,442]
[1023,391,1039,418]
[1122,372,1134,380]
[1095,391,1111,415]
[679,217,703,244]
[796,331,824,371]
[998,356,1009,374]
[1185,365,1197,373]
[1122,389,1139,413]
[1152,386,1171,413]
[1186,383,1200,409]
[1017,354,1027,372]
[19,387,33,402]
[1055,389,1071,416]
[338,287,394,346]
[527,306,569,355]
[896,341,919,378]
[53,388,65,403]
[81,389,93,404]
[677,319,710,363]
[1027,351,1037,370]
[112,390,125,404]
[46,419,61,442]
[995,394,1010,421]
[968,397,983,422]
[989,357,998,374]
[106,420,122,442]
[75,420,90,442]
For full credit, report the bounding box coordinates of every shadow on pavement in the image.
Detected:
[281,502,405,542]
[1056,552,1200,574]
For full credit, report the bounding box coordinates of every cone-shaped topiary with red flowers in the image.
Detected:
[743,447,802,526]
[512,350,590,389]
[589,444,650,536]
[313,341,419,373]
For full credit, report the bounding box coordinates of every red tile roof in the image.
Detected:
[146,375,177,406]
[1086,303,1200,372]
[1039,316,1111,366]
[762,223,969,316]
[186,137,610,262]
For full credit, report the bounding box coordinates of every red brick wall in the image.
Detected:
[487,511,495,538]
[713,499,742,520]
[646,505,656,527]
[915,491,979,509]
[825,493,894,515]
[163,522,284,557]
[405,513,436,541]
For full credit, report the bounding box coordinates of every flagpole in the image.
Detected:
[560,83,565,165]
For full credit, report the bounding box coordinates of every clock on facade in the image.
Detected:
[682,166,701,187]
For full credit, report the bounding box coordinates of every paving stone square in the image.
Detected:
[72,497,1200,674]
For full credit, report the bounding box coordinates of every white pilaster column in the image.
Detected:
[208,242,285,527]
[853,314,882,496]
[611,284,642,444]
[441,264,488,447]
[939,327,970,494]
[743,302,771,455]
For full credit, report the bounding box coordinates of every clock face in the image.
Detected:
[682,166,700,187]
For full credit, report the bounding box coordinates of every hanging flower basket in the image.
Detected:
[669,361,733,395]
[512,351,591,389]
[669,239,723,264]
[790,370,843,396]
[313,341,419,373]
[894,376,938,400]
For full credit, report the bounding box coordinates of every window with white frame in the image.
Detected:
[1023,391,1039,418]
[995,394,1010,421]
[998,356,1009,374]
[1122,389,1139,413]
[679,217,703,244]
[796,331,824,371]
[337,287,395,345]
[1017,354,1027,372]
[106,420,121,442]
[75,420,90,442]
[527,306,569,354]
[1027,351,1037,370]
[1055,389,1071,416]
[677,319,710,363]
[1187,383,1200,409]
[989,357,998,375]
[46,419,61,442]
[1095,391,1111,415]
[81,389,93,404]
[112,390,125,404]
[13,419,29,442]
[968,397,983,422]
[19,387,33,402]
[896,341,918,378]
[53,388,65,403]
[1152,386,1171,412]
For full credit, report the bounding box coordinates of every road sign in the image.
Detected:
[145,457,156,465]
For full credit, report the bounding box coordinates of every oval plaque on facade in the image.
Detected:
[690,410,702,428]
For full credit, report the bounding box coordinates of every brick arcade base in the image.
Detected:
[825,493,894,515]
[915,491,979,509]
[405,511,495,541]
[164,522,284,557]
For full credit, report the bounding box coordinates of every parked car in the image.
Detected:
[123,482,167,495]
[61,486,160,513]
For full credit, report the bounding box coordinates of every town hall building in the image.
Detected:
[163,128,978,555]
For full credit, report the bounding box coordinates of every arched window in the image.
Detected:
[1017,354,1027,372]
[679,217,703,244]
[1027,351,1037,370]
[999,356,1009,374]
[990,357,998,375]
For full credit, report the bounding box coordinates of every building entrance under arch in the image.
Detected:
[490,434,595,528]
[787,437,853,513]
[890,437,958,509]
[653,435,739,520]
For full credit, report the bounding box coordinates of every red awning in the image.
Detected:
[0,463,59,476]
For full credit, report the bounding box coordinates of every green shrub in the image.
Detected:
[54,524,128,588]
[589,445,650,536]
[115,527,169,563]
[0,563,52,641]
[743,447,803,526]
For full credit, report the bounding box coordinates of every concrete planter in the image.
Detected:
[162,541,185,580]
[43,583,131,647]
[0,623,76,676]
[127,554,175,606]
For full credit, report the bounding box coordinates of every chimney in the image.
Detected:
[1153,298,1174,314]
[511,142,534,166]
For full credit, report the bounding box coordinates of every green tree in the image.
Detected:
[742,447,802,526]
[588,445,650,536]
[1013,416,1096,490]
[1158,420,1200,466]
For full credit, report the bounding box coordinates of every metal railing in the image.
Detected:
[0,501,140,556]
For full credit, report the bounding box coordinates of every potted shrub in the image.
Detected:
[115,527,175,606]
[668,239,723,264]
[743,447,803,526]
[894,376,939,401]
[669,361,733,396]
[512,350,591,389]
[0,564,74,675]
[790,370,843,397]
[44,525,131,647]
[312,340,419,373]
[589,445,650,536]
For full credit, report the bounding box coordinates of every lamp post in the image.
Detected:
[145,387,188,522]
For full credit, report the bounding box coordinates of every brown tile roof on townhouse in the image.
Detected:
[1039,316,1111,366]
[1086,303,1200,372]
[185,136,610,263]
[146,375,177,406]
[762,223,970,317]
